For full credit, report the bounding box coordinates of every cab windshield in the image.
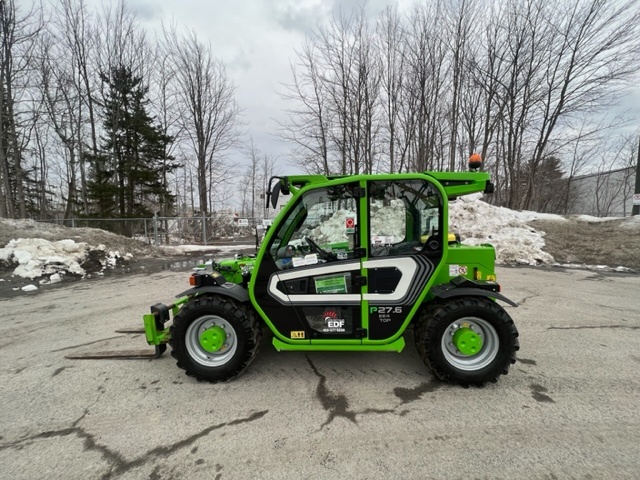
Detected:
[268,184,359,270]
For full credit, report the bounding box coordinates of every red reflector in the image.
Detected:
[189,275,196,286]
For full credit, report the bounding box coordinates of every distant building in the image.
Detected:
[567,166,635,217]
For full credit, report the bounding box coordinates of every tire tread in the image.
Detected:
[414,297,519,387]
[169,295,261,383]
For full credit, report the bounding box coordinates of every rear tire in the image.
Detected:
[170,295,261,383]
[415,297,519,386]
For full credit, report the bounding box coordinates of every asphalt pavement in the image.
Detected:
[0,266,639,479]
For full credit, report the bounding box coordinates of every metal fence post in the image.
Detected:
[153,213,159,246]
[633,135,640,216]
[202,212,207,245]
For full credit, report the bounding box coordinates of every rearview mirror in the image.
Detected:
[271,181,282,209]
[266,177,290,209]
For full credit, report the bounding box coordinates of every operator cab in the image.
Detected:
[253,176,444,343]
[267,179,443,269]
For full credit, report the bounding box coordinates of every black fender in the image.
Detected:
[431,286,518,307]
[176,284,250,304]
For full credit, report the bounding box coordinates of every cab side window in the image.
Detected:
[369,180,442,257]
[267,183,360,269]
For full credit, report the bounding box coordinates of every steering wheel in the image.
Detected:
[304,237,335,261]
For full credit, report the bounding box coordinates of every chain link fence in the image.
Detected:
[41,215,272,246]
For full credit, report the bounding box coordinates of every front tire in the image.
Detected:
[170,295,261,383]
[415,297,519,386]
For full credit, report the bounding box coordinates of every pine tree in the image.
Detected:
[87,66,177,223]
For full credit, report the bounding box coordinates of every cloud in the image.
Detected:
[227,47,253,74]
[331,0,394,19]
[270,0,332,34]
[270,0,409,35]
[128,0,163,21]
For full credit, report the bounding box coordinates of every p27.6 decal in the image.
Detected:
[370,306,403,314]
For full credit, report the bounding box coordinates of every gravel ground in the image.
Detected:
[0,267,638,479]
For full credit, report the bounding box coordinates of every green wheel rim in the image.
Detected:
[441,317,499,371]
[186,315,237,367]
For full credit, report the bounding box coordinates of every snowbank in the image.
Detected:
[450,194,555,265]
[304,209,357,245]
[0,238,87,279]
[0,238,130,282]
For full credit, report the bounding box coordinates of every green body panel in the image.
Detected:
[146,171,501,352]
[273,336,405,352]
[433,244,497,285]
[283,171,491,200]
[203,256,256,284]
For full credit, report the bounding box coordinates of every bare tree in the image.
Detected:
[149,42,183,218]
[282,7,381,175]
[279,40,332,174]
[95,2,147,82]
[521,0,640,210]
[0,0,41,218]
[163,25,241,217]
[376,5,406,173]
[37,34,84,220]
[54,0,99,212]
[403,2,449,171]
[477,0,550,208]
[443,0,480,171]
[245,137,260,218]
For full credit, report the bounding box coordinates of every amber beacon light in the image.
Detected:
[468,153,482,171]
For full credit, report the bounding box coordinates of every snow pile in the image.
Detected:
[574,215,619,223]
[553,263,633,273]
[370,200,406,236]
[304,209,357,245]
[303,200,406,245]
[450,194,556,265]
[0,238,88,280]
[0,238,131,282]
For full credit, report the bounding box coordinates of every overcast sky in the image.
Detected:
[128,0,640,163]
[115,0,417,173]
[61,0,639,180]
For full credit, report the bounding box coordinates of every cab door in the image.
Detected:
[251,180,366,342]
[363,179,443,341]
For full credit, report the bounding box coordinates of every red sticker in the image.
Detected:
[345,217,355,229]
